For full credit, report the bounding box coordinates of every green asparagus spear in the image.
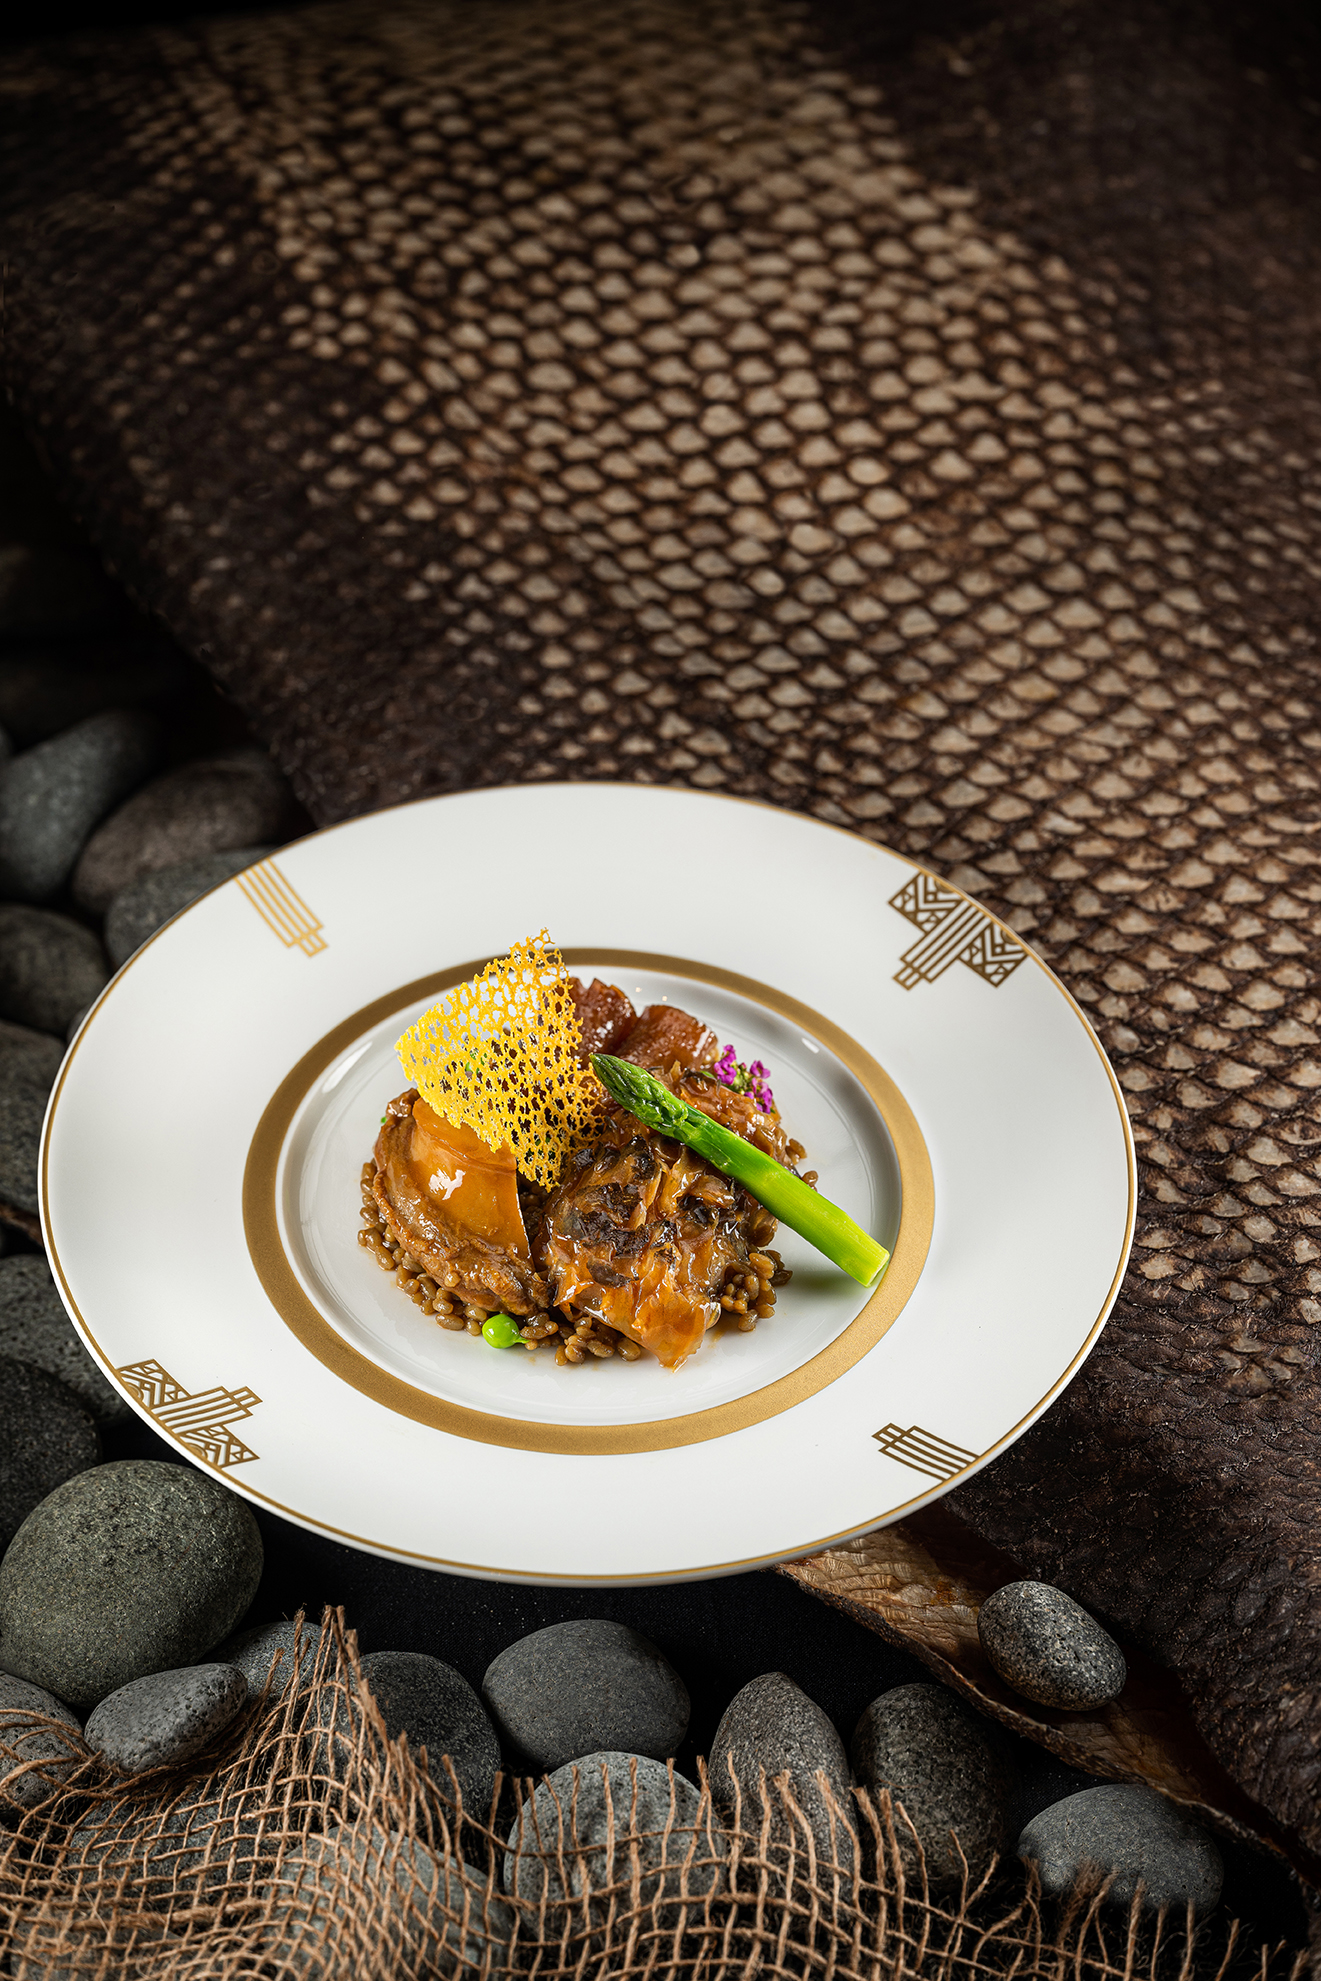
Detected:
[589,1053,890,1288]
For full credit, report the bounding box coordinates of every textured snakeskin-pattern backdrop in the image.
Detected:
[3,0,1321,1868]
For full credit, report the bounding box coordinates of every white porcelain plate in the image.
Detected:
[41,786,1134,1585]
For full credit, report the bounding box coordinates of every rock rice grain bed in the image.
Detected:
[357,1162,786,1366]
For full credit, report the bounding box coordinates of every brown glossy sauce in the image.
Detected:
[406,1100,529,1259]
[369,983,791,1365]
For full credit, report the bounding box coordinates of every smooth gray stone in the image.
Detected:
[0,1358,100,1550]
[85,1662,247,1774]
[0,1256,129,1422]
[0,1019,62,1214]
[0,1459,263,1710]
[265,1827,514,1979]
[104,844,277,968]
[503,1751,724,1933]
[0,710,158,902]
[215,1619,317,1701]
[0,1671,84,1813]
[710,1672,855,1867]
[73,750,297,914]
[0,905,107,1036]
[483,1618,690,1774]
[851,1682,1008,1893]
[1019,1784,1223,1916]
[979,1581,1127,1712]
[309,1650,499,1815]
[153,1779,276,1895]
[504,1751,725,1934]
[10,1915,176,1981]
[69,1774,277,1902]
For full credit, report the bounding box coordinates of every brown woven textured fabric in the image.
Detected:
[2,0,1321,1895]
[0,1614,1303,1979]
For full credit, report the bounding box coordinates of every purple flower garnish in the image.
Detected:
[712,1046,775,1112]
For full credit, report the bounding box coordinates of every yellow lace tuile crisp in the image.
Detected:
[395,933,597,1189]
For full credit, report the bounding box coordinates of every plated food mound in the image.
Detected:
[360,939,806,1369]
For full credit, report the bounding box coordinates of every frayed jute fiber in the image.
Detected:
[0,1617,1303,1980]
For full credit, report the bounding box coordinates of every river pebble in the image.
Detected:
[0,905,107,1037]
[851,1682,1008,1893]
[266,1825,514,1980]
[0,1671,84,1813]
[0,1256,128,1422]
[1019,1783,1223,1915]
[310,1650,499,1815]
[710,1672,854,1866]
[10,1915,177,1981]
[265,1822,514,1981]
[482,1619,690,1773]
[0,1020,62,1214]
[0,1459,263,1710]
[215,1619,317,1701]
[73,749,296,913]
[504,1750,724,1932]
[0,710,158,902]
[104,844,276,967]
[979,1582,1127,1712]
[0,1360,100,1551]
[85,1663,247,1774]
[69,1774,276,1902]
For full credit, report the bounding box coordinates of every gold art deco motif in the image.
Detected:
[236,859,326,957]
[116,1359,262,1468]
[889,874,1024,990]
[873,1422,980,1482]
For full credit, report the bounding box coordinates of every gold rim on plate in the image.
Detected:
[41,787,1136,1579]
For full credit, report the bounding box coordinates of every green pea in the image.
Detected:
[482,1312,523,1350]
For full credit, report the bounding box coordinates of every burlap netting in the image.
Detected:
[2,0,1321,1912]
[0,1615,1302,1979]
